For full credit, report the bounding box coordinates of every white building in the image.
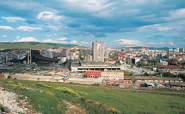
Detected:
[167,49,174,59]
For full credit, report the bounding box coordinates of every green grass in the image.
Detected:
[152,88,185,93]
[1,79,185,114]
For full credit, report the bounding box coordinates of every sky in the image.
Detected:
[0,0,185,48]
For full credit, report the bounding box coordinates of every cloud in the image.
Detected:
[114,39,143,46]
[16,26,43,32]
[71,40,77,44]
[54,34,57,36]
[146,42,166,45]
[46,35,52,37]
[138,24,173,32]
[2,35,7,37]
[16,36,20,39]
[0,26,14,30]
[37,11,62,22]
[79,41,90,46]
[44,25,63,31]
[14,37,39,42]
[168,8,185,20]
[42,37,77,44]
[81,42,88,44]
[168,42,175,45]
[2,16,25,22]
[56,38,67,41]
[0,26,43,32]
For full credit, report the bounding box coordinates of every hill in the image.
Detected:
[1,78,185,114]
[0,42,85,50]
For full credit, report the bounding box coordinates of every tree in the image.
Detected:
[129,72,134,76]
[104,58,107,61]
[137,63,144,67]
[144,72,149,76]
[79,52,82,59]
[178,73,185,82]
[181,66,185,70]
[133,78,137,83]
[162,72,173,77]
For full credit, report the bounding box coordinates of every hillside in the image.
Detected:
[0,78,185,114]
[0,42,85,50]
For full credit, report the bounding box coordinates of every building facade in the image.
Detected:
[101,71,124,79]
[92,41,104,62]
[87,71,101,78]
[167,49,174,59]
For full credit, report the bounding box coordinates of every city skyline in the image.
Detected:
[0,0,185,48]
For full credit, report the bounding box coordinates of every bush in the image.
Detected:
[7,76,11,79]
[90,83,100,86]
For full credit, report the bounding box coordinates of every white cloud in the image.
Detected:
[79,41,90,46]
[71,40,77,44]
[54,34,57,36]
[146,42,166,45]
[46,35,52,37]
[0,26,14,30]
[14,37,39,42]
[2,35,7,37]
[16,36,20,39]
[168,8,185,20]
[138,24,173,32]
[56,38,67,41]
[2,16,25,22]
[37,11,62,22]
[81,42,88,44]
[42,37,76,44]
[16,26,43,32]
[157,27,173,31]
[13,37,74,44]
[168,42,175,45]
[42,39,54,43]
[45,25,63,31]
[114,39,143,46]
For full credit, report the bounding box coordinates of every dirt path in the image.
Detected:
[63,100,87,114]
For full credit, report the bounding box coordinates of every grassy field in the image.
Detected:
[1,78,185,114]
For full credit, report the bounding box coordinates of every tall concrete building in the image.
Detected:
[176,48,179,52]
[92,41,104,62]
[183,48,185,53]
[167,49,174,59]
[61,48,70,57]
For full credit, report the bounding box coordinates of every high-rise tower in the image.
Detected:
[92,41,104,62]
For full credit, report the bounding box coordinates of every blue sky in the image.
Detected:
[0,0,185,48]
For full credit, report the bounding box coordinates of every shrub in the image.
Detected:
[55,87,79,96]
[36,82,51,88]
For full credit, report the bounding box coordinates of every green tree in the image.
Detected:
[137,63,144,67]
[79,52,82,59]
[144,72,149,76]
[181,66,185,70]
[162,72,173,77]
[133,78,137,83]
[129,72,134,76]
[178,73,185,82]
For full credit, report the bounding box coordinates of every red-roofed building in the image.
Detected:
[118,54,126,60]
